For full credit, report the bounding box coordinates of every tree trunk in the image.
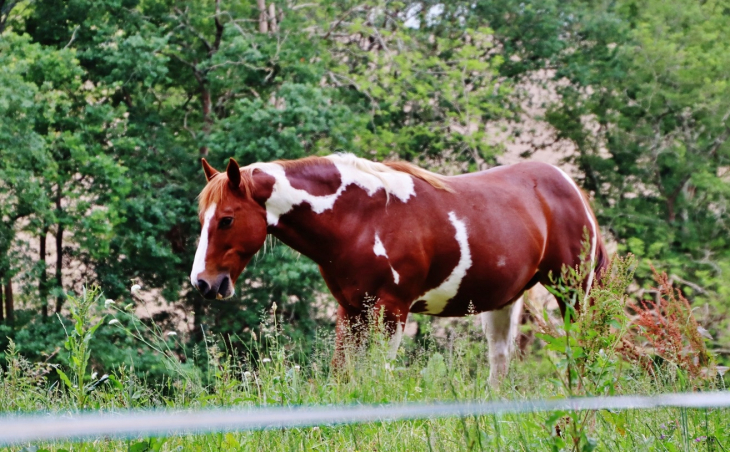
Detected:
[199,86,212,156]
[268,3,277,33]
[0,281,4,322]
[667,197,676,223]
[0,0,20,35]
[54,189,65,314]
[40,228,48,317]
[5,279,13,324]
[192,297,204,343]
[55,222,64,313]
[257,0,268,33]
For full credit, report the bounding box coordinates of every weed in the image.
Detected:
[56,285,106,409]
[0,255,727,451]
[628,267,714,383]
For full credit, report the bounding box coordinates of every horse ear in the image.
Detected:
[226,157,241,190]
[201,158,219,182]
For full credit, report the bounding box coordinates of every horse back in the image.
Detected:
[411,162,604,315]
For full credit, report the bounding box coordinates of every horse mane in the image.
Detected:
[198,154,452,214]
[197,169,256,216]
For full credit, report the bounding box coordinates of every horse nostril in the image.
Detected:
[218,276,231,298]
[197,279,210,296]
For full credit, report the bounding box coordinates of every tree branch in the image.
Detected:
[0,0,21,35]
[173,6,212,53]
[211,0,223,55]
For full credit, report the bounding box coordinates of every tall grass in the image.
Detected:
[1,256,728,451]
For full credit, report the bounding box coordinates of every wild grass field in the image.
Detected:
[1,255,728,452]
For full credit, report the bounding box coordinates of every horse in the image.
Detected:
[190,154,609,386]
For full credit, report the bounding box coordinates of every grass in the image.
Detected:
[2,257,730,451]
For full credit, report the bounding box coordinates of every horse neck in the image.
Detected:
[254,161,379,265]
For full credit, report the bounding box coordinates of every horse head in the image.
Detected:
[190,158,268,300]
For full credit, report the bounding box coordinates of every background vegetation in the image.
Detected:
[1,262,728,451]
[1,0,729,379]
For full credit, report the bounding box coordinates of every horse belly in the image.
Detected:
[409,206,545,318]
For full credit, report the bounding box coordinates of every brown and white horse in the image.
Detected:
[190,154,608,386]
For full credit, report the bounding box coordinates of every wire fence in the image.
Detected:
[1,391,729,446]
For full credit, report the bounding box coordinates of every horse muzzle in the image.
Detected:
[194,274,235,300]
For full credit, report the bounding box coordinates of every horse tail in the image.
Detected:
[582,209,610,309]
[591,236,610,287]
[583,199,609,302]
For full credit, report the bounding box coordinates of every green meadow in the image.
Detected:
[2,256,728,452]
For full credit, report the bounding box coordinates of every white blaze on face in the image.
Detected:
[412,212,472,314]
[373,233,400,284]
[552,166,598,303]
[190,203,217,287]
[250,154,416,226]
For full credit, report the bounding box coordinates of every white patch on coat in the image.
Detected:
[373,234,388,257]
[374,233,400,284]
[190,203,217,287]
[250,154,416,226]
[497,256,507,267]
[412,212,472,314]
[552,166,598,303]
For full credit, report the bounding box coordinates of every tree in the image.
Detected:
[0,33,54,322]
[540,0,730,345]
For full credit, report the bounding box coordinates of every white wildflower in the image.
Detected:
[104,299,115,307]
[130,284,141,295]
[244,371,252,378]
[166,331,177,337]
[697,326,713,340]
[271,302,277,312]
[294,365,300,371]
[91,372,98,380]
[108,319,120,325]
[312,426,319,431]
[262,358,271,363]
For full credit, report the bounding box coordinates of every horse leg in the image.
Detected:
[482,295,524,387]
[332,305,368,369]
[372,298,409,362]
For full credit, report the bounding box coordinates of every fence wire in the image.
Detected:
[1,391,730,445]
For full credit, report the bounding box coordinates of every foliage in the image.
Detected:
[324,2,513,169]
[1,0,729,368]
[543,0,730,310]
[0,2,728,449]
[0,33,54,283]
[629,269,713,380]
[203,243,331,355]
[56,286,106,408]
[525,252,722,451]
[1,277,728,451]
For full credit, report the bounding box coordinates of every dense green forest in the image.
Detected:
[1,0,729,375]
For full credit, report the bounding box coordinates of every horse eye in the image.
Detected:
[219,217,234,229]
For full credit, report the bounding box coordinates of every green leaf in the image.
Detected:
[545,410,567,427]
[56,368,73,390]
[128,441,150,452]
[107,374,124,390]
